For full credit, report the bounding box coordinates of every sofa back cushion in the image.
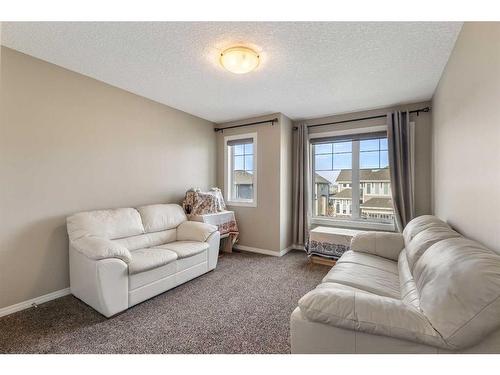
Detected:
[67,208,145,241]
[413,237,500,349]
[402,215,451,245]
[406,226,461,272]
[137,204,187,233]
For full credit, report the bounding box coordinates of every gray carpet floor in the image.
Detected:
[0,250,329,354]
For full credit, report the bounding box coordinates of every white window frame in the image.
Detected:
[224,132,258,208]
[310,125,396,232]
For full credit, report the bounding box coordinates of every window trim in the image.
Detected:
[310,125,396,232]
[224,132,258,208]
[309,125,387,141]
[312,216,396,231]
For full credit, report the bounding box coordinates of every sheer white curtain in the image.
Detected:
[292,122,312,247]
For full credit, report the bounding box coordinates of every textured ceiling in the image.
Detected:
[1,22,462,123]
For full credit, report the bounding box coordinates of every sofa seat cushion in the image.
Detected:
[298,282,447,349]
[128,248,178,275]
[322,262,400,299]
[337,250,399,275]
[156,241,209,259]
[114,229,176,251]
[413,237,500,349]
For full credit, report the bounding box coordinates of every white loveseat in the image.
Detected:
[291,215,500,353]
[67,204,220,317]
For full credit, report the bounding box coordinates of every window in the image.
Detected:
[311,132,395,228]
[224,133,257,207]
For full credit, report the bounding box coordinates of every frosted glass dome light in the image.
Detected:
[220,46,260,74]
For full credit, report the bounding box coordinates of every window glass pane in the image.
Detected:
[234,155,244,170]
[360,139,379,151]
[236,184,253,200]
[313,141,353,219]
[232,171,254,201]
[359,166,393,224]
[313,168,352,219]
[228,137,256,203]
[311,135,394,225]
[244,143,253,154]
[380,138,388,150]
[244,155,253,171]
[233,144,245,156]
[315,143,332,154]
[315,154,332,171]
[333,141,352,153]
[380,151,389,168]
[360,151,380,168]
[332,153,352,169]
[330,169,352,218]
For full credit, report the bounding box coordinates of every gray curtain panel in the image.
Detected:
[292,122,312,247]
[387,111,416,232]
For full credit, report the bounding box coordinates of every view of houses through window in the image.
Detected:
[313,135,394,224]
[229,139,254,201]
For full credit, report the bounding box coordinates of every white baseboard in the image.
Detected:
[234,244,297,257]
[280,246,294,256]
[0,287,71,318]
[234,244,281,256]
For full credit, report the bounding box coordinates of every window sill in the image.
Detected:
[311,217,396,232]
[226,200,257,208]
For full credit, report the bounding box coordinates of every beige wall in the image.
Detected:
[0,23,2,89]
[0,47,216,308]
[217,101,433,253]
[303,101,433,218]
[432,22,500,253]
[216,113,293,253]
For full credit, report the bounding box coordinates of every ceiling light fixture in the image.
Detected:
[220,46,260,74]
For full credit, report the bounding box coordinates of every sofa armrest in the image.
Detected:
[298,283,448,349]
[350,231,404,261]
[177,221,218,242]
[71,236,132,263]
[206,231,221,271]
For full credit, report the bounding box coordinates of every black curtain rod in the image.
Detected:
[295,107,431,130]
[214,118,278,132]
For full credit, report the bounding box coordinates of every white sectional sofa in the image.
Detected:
[291,215,500,353]
[67,204,220,317]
